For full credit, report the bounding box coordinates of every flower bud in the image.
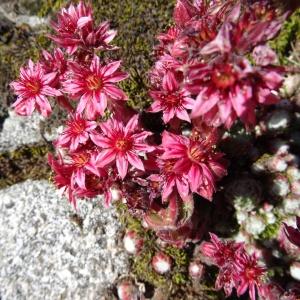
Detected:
[151,252,172,274]
[123,231,143,255]
[188,261,205,280]
[111,187,122,202]
[117,280,139,300]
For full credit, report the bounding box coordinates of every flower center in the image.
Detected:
[187,143,204,162]
[115,138,132,152]
[72,152,90,167]
[163,160,175,173]
[212,65,236,89]
[245,267,257,281]
[86,75,103,91]
[165,92,182,106]
[70,119,85,134]
[26,81,41,94]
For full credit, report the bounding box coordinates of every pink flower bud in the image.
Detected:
[188,261,205,280]
[111,187,122,201]
[151,252,172,274]
[117,280,139,300]
[123,231,143,255]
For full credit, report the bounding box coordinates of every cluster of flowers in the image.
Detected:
[8,0,299,299]
[201,233,299,300]
[150,0,288,129]
[10,0,230,247]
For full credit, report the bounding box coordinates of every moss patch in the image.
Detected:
[115,202,190,289]
[259,211,283,241]
[270,9,300,64]
[0,143,51,189]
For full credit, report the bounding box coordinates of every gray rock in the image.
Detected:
[0,2,46,28]
[0,111,62,152]
[0,180,129,300]
[0,111,42,152]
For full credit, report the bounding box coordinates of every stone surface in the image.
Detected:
[0,110,62,152]
[0,111,42,152]
[0,180,129,300]
[0,2,46,28]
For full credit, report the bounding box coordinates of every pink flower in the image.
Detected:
[48,153,76,206]
[149,71,194,123]
[75,172,113,207]
[41,48,67,81]
[173,0,199,27]
[50,1,93,54]
[48,153,114,208]
[155,26,181,57]
[200,233,243,267]
[215,266,236,297]
[149,158,190,200]
[55,114,97,151]
[161,131,227,200]
[200,3,284,56]
[252,45,278,66]
[201,233,266,299]
[50,1,116,53]
[10,60,62,117]
[91,115,155,179]
[117,280,141,300]
[200,233,243,297]
[83,21,117,51]
[188,261,205,280]
[40,48,73,111]
[63,56,128,119]
[188,57,283,128]
[69,150,101,190]
[188,59,252,128]
[234,252,266,300]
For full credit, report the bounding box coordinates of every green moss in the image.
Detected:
[270,9,300,64]
[164,246,188,268]
[0,143,51,189]
[259,213,282,240]
[133,247,168,287]
[37,0,66,17]
[115,202,191,288]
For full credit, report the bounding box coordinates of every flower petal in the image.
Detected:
[116,154,128,179]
